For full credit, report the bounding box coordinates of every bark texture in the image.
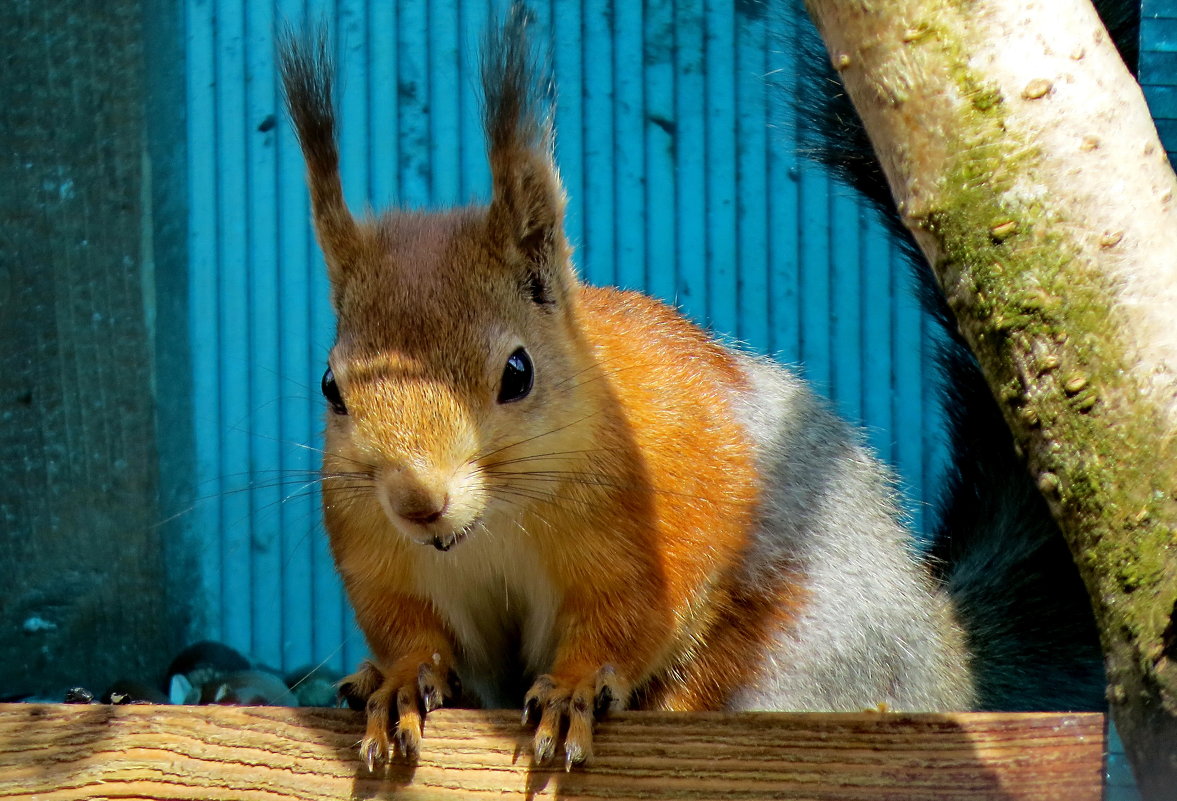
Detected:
[803,0,1177,797]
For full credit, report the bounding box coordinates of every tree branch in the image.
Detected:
[802,0,1177,796]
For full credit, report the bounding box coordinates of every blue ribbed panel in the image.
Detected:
[184,0,945,671]
[1143,0,1177,158]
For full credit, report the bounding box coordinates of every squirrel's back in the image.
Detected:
[579,286,975,712]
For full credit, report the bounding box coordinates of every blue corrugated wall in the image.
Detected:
[181,0,938,673]
[1142,0,1177,158]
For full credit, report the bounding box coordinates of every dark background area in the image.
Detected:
[0,0,192,699]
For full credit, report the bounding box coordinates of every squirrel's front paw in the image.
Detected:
[339,657,455,770]
[522,665,627,770]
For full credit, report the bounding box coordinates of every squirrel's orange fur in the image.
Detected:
[280,8,974,770]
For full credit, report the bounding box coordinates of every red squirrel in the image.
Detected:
[278,5,1097,771]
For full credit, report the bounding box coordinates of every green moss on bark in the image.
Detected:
[805,0,1177,790]
[896,12,1177,703]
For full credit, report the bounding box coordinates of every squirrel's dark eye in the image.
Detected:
[322,367,348,415]
[497,347,533,404]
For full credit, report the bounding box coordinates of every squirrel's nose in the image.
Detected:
[376,461,454,532]
[391,477,450,526]
[399,497,448,525]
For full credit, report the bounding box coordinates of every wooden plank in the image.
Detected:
[0,705,1105,800]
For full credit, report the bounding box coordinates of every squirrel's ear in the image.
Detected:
[483,4,571,304]
[487,147,568,287]
[279,26,362,285]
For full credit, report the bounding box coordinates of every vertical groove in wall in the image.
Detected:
[186,0,947,671]
[735,4,769,350]
[891,237,929,536]
[644,0,676,303]
[614,1,644,291]
[704,0,736,336]
[675,1,706,324]
[186,0,220,643]
[276,0,312,675]
[245,0,270,664]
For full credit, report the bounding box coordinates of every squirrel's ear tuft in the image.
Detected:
[482,4,569,302]
[278,25,361,283]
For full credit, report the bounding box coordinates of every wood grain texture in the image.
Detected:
[0,705,1104,800]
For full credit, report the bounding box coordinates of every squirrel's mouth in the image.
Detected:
[428,520,479,552]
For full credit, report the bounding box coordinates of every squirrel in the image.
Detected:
[278,3,1106,771]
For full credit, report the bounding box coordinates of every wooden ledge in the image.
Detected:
[0,704,1104,800]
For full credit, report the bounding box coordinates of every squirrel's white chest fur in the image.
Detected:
[407,522,561,706]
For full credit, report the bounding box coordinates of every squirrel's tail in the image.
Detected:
[927,352,1106,710]
[795,0,1139,711]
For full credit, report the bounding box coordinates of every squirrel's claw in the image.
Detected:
[340,657,454,770]
[418,662,449,713]
[523,665,626,769]
[522,673,554,722]
[359,735,385,773]
[393,683,423,758]
[564,743,581,772]
[534,730,557,764]
[528,681,567,764]
[564,689,595,768]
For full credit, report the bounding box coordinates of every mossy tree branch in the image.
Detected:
[803,0,1177,797]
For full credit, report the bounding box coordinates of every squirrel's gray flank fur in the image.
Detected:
[728,355,975,712]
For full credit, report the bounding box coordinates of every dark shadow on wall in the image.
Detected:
[0,0,193,699]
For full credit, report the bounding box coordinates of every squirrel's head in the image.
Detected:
[281,6,589,551]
